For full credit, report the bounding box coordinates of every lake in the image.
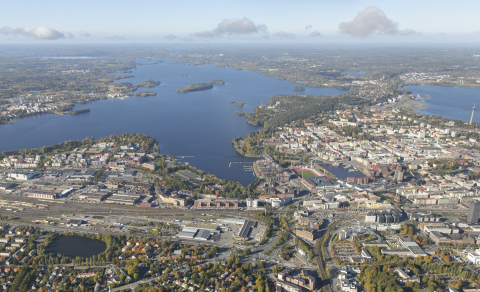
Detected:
[341,71,366,75]
[45,235,106,258]
[0,59,346,186]
[404,85,480,123]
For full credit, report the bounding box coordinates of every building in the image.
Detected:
[246,198,259,208]
[429,231,475,245]
[467,201,480,224]
[277,269,316,291]
[296,228,317,241]
[27,191,57,200]
[236,220,256,241]
[365,210,401,224]
[408,212,441,222]
[394,267,420,283]
[467,249,480,265]
[265,197,292,208]
[8,170,43,181]
[193,198,244,209]
[158,192,187,207]
[382,238,427,257]
[105,193,141,205]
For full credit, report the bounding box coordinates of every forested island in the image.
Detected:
[229,100,244,107]
[293,86,305,91]
[137,79,160,88]
[68,108,90,115]
[176,83,213,93]
[134,91,157,97]
[210,80,225,85]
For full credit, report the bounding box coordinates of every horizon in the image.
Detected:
[1,0,480,44]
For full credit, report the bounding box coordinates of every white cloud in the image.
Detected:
[273,31,295,40]
[79,31,91,37]
[194,17,267,38]
[164,34,179,41]
[0,26,74,40]
[339,7,418,37]
[107,35,126,41]
[310,30,321,37]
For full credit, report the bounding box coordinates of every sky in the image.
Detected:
[1,0,480,44]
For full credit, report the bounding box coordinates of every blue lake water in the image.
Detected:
[341,71,366,75]
[0,59,346,186]
[404,85,480,123]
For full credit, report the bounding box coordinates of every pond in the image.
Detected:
[45,235,106,258]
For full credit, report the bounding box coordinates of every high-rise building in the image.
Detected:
[470,104,476,125]
[467,201,480,224]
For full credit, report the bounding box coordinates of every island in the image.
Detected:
[137,79,160,88]
[293,86,305,91]
[228,100,244,107]
[134,91,157,97]
[176,83,213,93]
[68,108,90,115]
[210,80,225,85]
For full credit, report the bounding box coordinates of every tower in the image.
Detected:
[467,201,480,224]
[471,104,476,125]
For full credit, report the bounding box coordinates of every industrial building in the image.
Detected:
[178,226,219,241]
[235,220,256,241]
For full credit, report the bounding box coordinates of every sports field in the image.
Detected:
[296,170,316,177]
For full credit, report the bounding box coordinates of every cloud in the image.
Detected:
[164,34,179,41]
[310,30,321,37]
[273,31,295,40]
[339,7,418,37]
[193,31,216,39]
[194,17,267,38]
[107,35,126,41]
[305,25,312,31]
[79,31,91,37]
[0,26,73,40]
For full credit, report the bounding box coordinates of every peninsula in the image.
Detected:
[68,108,90,115]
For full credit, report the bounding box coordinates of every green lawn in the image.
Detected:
[297,170,315,177]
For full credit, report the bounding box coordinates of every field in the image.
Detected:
[296,170,316,177]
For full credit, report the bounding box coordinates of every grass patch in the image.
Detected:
[296,170,315,177]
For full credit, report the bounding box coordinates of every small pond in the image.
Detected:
[45,235,106,258]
